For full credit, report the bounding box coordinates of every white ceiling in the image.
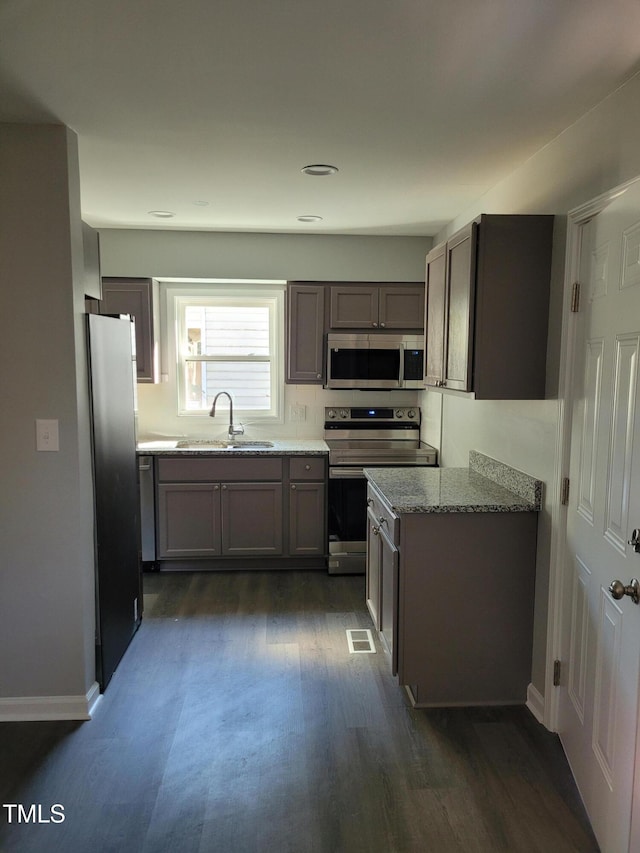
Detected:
[2,0,640,236]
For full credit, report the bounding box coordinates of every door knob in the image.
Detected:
[629,529,640,553]
[609,578,640,605]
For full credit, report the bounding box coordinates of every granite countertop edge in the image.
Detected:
[136,439,329,457]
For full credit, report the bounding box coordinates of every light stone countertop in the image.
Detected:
[136,439,329,456]
[364,452,543,514]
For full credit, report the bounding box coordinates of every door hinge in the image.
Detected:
[570,281,581,313]
[553,659,562,687]
[561,477,570,505]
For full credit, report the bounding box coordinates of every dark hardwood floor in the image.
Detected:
[0,570,598,853]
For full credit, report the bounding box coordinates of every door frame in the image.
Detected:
[546,174,640,736]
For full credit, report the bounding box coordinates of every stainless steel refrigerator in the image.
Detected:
[87,313,141,690]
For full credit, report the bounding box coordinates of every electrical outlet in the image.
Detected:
[289,405,306,422]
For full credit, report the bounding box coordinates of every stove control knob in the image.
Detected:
[407,409,416,419]
[394,409,404,419]
[327,409,337,419]
[339,409,349,419]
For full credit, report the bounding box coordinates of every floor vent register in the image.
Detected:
[346,628,376,654]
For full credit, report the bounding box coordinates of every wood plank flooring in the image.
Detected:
[0,570,599,852]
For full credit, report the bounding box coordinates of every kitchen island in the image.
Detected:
[137,440,329,570]
[364,451,543,708]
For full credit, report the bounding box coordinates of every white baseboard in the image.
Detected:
[0,681,101,721]
[526,682,545,724]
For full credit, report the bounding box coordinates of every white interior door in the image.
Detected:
[559,179,640,852]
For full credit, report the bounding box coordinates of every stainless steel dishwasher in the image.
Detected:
[138,455,156,565]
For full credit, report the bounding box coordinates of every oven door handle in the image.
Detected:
[329,467,365,479]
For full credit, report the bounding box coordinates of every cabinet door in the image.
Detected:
[288,482,326,555]
[157,483,221,558]
[444,222,477,392]
[100,278,158,383]
[286,284,325,383]
[424,242,447,387]
[221,483,283,555]
[378,285,424,330]
[329,285,379,328]
[366,506,382,629]
[379,524,399,676]
[82,221,101,299]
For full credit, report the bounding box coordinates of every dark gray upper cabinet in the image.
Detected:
[82,221,102,300]
[329,283,425,330]
[286,283,325,384]
[377,285,426,330]
[100,277,159,383]
[425,214,553,399]
[286,281,425,385]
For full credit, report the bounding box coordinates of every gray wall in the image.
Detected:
[99,229,432,282]
[0,125,95,710]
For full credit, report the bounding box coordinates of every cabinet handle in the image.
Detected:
[304,464,311,470]
[291,484,297,490]
[378,516,387,527]
[214,485,220,490]
[372,321,378,328]
[366,497,374,507]
[316,373,322,379]
[221,485,227,490]
[372,525,380,536]
[380,322,386,328]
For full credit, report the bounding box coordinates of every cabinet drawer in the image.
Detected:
[157,456,283,482]
[289,456,326,480]
[366,484,399,544]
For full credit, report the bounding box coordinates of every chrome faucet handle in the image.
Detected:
[229,423,244,437]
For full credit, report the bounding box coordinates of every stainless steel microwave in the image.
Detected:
[325,333,424,390]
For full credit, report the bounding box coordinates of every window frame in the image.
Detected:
[163,282,286,423]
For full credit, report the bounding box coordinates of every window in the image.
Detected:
[167,284,285,420]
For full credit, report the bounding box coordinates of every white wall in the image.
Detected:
[419,69,640,696]
[0,125,96,717]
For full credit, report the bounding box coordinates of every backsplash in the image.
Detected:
[469,450,543,510]
[136,381,420,442]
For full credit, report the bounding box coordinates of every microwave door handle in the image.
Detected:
[399,342,405,385]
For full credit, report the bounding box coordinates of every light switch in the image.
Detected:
[36,419,59,452]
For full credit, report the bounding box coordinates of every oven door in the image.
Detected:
[327,467,368,574]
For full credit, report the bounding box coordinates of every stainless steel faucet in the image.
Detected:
[209,391,244,439]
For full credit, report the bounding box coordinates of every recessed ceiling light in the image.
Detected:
[301,164,339,176]
[297,215,324,223]
[192,200,209,207]
[148,210,175,218]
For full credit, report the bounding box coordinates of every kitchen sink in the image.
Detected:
[176,439,230,447]
[176,439,274,449]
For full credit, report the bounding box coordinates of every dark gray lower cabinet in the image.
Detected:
[289,481,325,555]
[158,482,222,558]
[379,524,398,676]
[365,506,381,629]
[221,482,283,555]
[366,503,398,675]
[366,483,537,707]
[155,454,327,567]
